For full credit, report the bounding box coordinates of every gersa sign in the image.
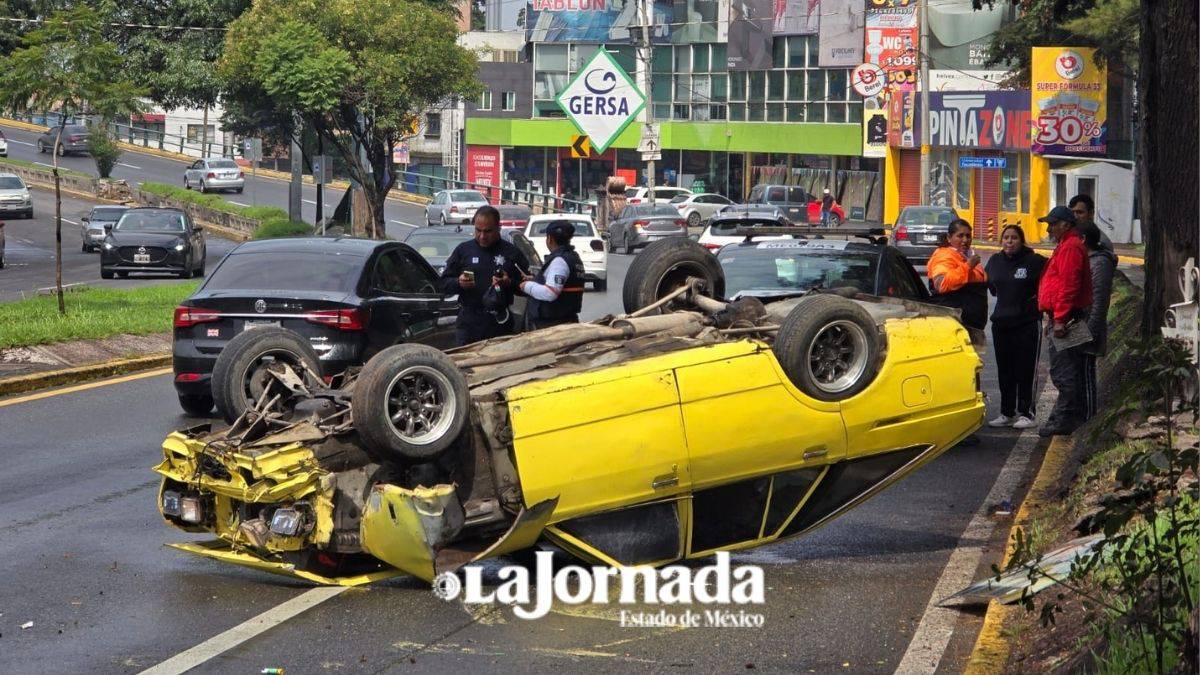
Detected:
[556,49,646,154]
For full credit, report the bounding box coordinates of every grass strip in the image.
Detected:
[0,157,91,178]
[0,283,197,349]
[140,181,288,221]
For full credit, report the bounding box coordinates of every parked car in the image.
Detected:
[525,213,608,291]
[171,237,460,417]
[0,129,7,157]
[607,203,688,254]
[747,184,846,226]
[697,214,791,252]
[36,124,89,156]
[154,238,983,585]
[100,207,206,280]
[496,204,532,231]
[403,225,471,275]
[184,158,245,194]
[625,186,692,206]
[671,193,733,227]
[80,205,129,252]
[0,173,33,219]
[719,203,789,221]
[890,205,959,265]
[715,227,930,302]
[425,190,489,226]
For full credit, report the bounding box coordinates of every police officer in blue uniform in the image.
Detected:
[519,220,586,329]
[438,206,530,345]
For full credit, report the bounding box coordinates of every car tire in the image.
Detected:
[212,327,324,423]
[56,144,65,157]
[37,141,46,153]
[82,242,88,253]
[178,393,214,417]
[235,187,243,194]
[196,260,206,277]
[687,211,701,227]
[773,294,882,402]
[621,237,724,315]
[440,213,448,227]
[116,271,128,278]
[184,177,190,190]
[199,181,207,194]
[101,268,114,279]
[352,344,470,463]
[828,214,843,227]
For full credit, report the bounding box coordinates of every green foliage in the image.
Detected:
[253,218,314,239]
[139,181,288,221]
[0,158,89,178]
[85,123,122,179]
[0,282,199,348]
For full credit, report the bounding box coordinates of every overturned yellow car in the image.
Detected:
[155,238,984,585]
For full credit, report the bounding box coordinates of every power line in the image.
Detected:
[0,15,229,31]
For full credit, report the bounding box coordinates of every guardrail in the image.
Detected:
[3,112,241,158]
[396,169,592,215]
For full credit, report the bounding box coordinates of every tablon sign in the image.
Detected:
[556,50,645,154]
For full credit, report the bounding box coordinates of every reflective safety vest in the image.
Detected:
[528,245,585,320]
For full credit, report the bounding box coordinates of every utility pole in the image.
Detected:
[638,0,655,202]
[289,114,303,223]
[917,0,931,205]
[315,136,324,230]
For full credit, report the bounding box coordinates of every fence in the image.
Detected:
[396,169,591,215]
[4,112,240,158]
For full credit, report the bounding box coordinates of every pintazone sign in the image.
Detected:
[557,49,646,154]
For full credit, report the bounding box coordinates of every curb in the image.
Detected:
[0,353,171,397]
[0,118,49,133]
[973,243,1144,266]
[963,433,1075,674]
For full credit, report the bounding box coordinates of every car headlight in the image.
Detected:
[103,241,114,250]
[174,243,186,252]
[269,504,312,537]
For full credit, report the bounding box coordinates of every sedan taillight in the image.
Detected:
[675,219,687,227]
[895,225,909,242]
[632,220,648,230]
[628,198,642,205]
[206,172,216,179]
[173,306,221,328]
[701,242,722,251]
[306,308,366,331]
[449,205,459,213]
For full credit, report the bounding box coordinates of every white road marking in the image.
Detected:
[302,199,316,205]
[8,139,34,146]
[139,586,347,675]
[117,162,142,170]
[34,161,54,168]
[390,219,419,228]
[60,218,78,225]
[894,387,1054,674]
[228,201,250,207]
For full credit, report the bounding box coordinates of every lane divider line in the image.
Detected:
[0,366,171,408]
[139,586,348,675]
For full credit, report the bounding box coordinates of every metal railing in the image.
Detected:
[397,169,592,215]
[3,111,241,158]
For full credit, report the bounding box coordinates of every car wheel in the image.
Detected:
[37,141,46,154]
[235,187,243,194]
[56,144,65,157]
[352,344,470,463]
[440,213,448,227]
[196,260,206,277]
[178,393,214,417]
[212,327,324,423]
[828,214,843,227]
[81,242,88,253]
[773,294,882,402]
[199,181,207,194]
[101,268,114,279]
[184,177,190,190]
[621,237,725,315]
[687,211,701,227]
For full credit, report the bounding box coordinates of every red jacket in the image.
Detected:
[1038,228,1093,323]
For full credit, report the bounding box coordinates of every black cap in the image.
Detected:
[545,221,575,241]
[1038,205,1077,225]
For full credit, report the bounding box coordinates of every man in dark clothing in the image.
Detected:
[1069,194,1114,252]
[519,220,586,329]
[820,188,835,226]
[438,206,531,346]
[985,225,1046,428]
[1079,222,1117,420]
[1036,205,1093,437]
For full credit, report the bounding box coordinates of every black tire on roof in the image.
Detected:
[621,237,725,314]
[772,294,882,402]
[211,327,323,423]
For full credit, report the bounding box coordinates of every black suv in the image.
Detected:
[172,237,459,416]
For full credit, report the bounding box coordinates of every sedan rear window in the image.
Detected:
[208,159,239,169]
[719,248,878,297]
[643,204,679,217]
[115,211,186,232]
[404,231,470,257]
[451,191,486,202]
[204,252,363,293]
[0,176,25,189]
[897,208,956,226]
[529,220,594,236]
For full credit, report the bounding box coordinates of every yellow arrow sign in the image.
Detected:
[569,134,591,159]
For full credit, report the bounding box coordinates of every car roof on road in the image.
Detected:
[231,237,391,256]
[721,238,882,254]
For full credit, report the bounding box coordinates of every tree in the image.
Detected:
[219,0,480,237]
[86,122,122,178]
[0,5,145,314]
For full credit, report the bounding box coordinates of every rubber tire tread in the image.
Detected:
[621,237,725,314]
[772,294,882,402]
[212,327,322,423]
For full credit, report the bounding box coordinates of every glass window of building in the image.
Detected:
[787,36,806,68]
[501,92,516,112]
[675,45,692,73]
[749,71,765,102]
[956,154,972,209]
[693,44,709,72]
[711,44,727,71]
[768,71,785,101]
[478,90,492,110]
[1001,154,1020,211]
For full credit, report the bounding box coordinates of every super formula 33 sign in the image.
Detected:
[557,49,646,154]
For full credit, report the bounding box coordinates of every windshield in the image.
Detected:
[451,191,486,202]
[90,207,128,221]
[897,208,956,226]
[496,206,530,218]
[709,218,783,235]
[209,159,239,169]
[669,195,689,204]
[205,252,362,293]
[634,204,679,217]
[625,188,641,198]
[719,247,878,297]
[115,211,186,232]
[529,220,594,236]
[0,177,25,189]
[404,231,470,258]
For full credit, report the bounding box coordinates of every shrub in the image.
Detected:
[86,123,122,178]
[139,181,288,221]
[253,218,313,239]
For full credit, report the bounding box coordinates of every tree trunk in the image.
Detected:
[1138,0,1200,336]
[53,124,65,315]
[201,106,209,158]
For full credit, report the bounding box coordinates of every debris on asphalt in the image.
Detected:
[991,499,1014,516]
[20,621,32,629]
[940,534,1105,605]
[260,669,284,675]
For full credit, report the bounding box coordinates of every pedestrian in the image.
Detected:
[519,220,587,329]
[1068,194,1114,252]
[1036,205,1093,437]
[820,188,834,226]
[984,224,1046,429]
[1079,222,1117,420]
[927,218,988,330]
[438,206,531,346]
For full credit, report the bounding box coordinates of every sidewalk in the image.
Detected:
[0,332,169,382]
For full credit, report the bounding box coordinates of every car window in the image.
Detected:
[115,211,187,232]
[766,187,785,202]
[669,194,689,204]
[371,249,436,294]
[556,501,681,565]
[897,208,955,226]
[719,247,879,296]
[885,252,923,298]
[788,187,808,203]
[209,159,239,169]
[404,230,470,258]
[451,190,486,202]
[529,219,594,236]
[205,251,363,293]
[0,176,25,189]
[90,207,128,221]
[190,160,203,170]
[625,187,641,198]
[691,477,771,552]
[646,204,679,217]
[748,186,764,202]
[714,195,731,204]
[65,125,88,134]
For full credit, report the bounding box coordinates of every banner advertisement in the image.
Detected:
[525,0,671,42]
[1031,47,1107,155]
[773,0,820,36]
[863,105,889,158]
[865,0,917,91]
[927,91,1033,151]
[930,69,1010,91]
[466,146,503,200]
[926,0,1016,71]
[818,0,865,67]
[727,0,775,70]
[887,89,918,148]
[671,0,728,43]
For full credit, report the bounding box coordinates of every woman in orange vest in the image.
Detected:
[927,218,988,329]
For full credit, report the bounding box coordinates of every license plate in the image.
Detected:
[922,235,939,243]
[243,320,280,332]
[134,253,151,263]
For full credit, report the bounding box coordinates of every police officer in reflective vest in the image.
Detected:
[519,220,586,329]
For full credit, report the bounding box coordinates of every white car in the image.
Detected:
[524,214,608,291]
[671,193,733,227]
[697,214,792,252]
[625,186,692,206]
[184,158,245,194]
[0,130,8,157]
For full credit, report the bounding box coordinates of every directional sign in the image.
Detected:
[569,134,591,159]
[959,155,1007,169]
[641,151,662,162]
[312,155,333,184]
[241,137,262,162]
[637,123,660,153]
[392,143,410,165]
[852,63,887,98]
[557,49,645,154]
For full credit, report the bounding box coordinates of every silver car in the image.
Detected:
[0,173,33,219]
[425,190,489,226]
[184,158,245,194]
[36,124,89,156]
[672,192,733,227]
[81,205,129,252]
[891,206,958,265]
[606,203,688,254]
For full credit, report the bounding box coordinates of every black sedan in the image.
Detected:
[172,237,459,416]
[100,207,206,279]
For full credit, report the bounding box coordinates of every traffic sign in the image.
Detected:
[557,49,646,154]
[959,156,1007,169]
[392,143,410,165]
[852,63,887,98]
[241,137,262,162]
[312,155,333,184]
[641,151,662,162]
[637,123,660,153]
[569,134,591,159]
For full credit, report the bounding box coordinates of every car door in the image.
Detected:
[883,249,929,299]
[362,247,455,356]
[426,192,443,224]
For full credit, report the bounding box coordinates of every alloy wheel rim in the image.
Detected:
[384,365,455,445]
[241,349,305,408]
[804,319,869,394]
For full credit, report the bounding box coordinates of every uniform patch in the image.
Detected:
[471,256,479,264]
[1015,267,1028,279]
[553,274,566,285]
[494,254,507,266]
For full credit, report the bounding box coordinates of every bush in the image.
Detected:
[253,218,313,239]
[86,123,122,178]
[140,181,288,221]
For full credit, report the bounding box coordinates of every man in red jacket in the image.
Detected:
[1036,205,1093,437]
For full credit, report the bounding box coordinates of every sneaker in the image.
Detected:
[1038,421,1079,437]
[988,414,1015,427]
[1012,416,1036,430]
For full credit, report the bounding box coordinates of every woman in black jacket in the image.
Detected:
[983,225,1047,429]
